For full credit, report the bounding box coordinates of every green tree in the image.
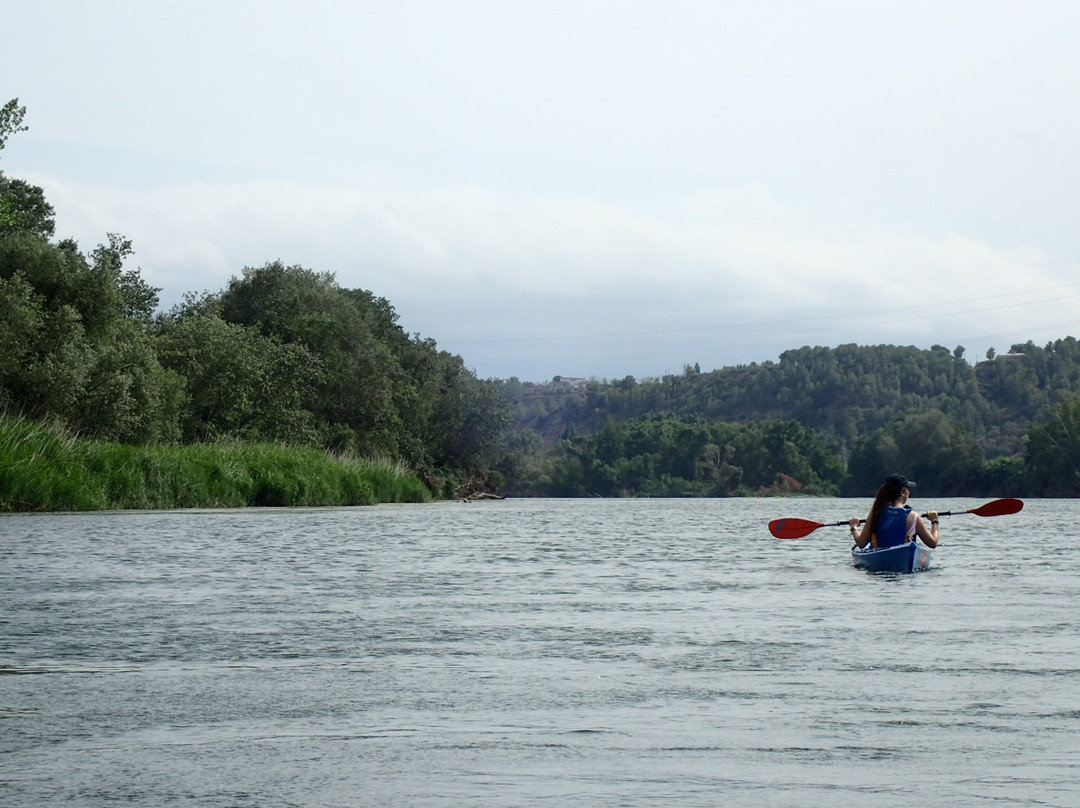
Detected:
[0,98,28,154]
[211,262,513,475]
[846,410,983,496]
[0,236,98,421]
[429,354,513,473]
[217,262,403,456]
[538,414,842,497]
[0,176,55,239]
[0,233,180,442]
[154,313,318,445]
[1025,394,1080,496]
[74,318,184,444]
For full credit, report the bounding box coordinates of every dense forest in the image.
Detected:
[497,339,1080,497]
[4,97,1080,507]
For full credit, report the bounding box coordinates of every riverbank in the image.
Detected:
[0,415,430,511]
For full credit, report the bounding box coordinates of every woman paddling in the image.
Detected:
[849,473,939,550]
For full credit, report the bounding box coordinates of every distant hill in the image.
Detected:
[494,338,1080,497]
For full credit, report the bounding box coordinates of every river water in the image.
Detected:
[2,497,1078,807]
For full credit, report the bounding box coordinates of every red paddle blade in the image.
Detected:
[768,518,825,539]
[968,498,1024,517]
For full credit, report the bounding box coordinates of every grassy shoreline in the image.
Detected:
[0,415,431,512]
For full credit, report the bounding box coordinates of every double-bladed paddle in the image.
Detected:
[768,497,1024,539]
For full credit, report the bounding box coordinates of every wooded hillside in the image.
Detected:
[499,340,1080,497]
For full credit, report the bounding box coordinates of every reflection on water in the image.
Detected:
[2,498,1079,807]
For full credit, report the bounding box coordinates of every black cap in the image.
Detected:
[884,473,916,489]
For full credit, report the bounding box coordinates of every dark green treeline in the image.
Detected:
[499,341,1080,497]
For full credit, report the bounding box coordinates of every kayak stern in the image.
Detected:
[851,542,933,573]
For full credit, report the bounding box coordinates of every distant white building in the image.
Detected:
[549,376,589,391]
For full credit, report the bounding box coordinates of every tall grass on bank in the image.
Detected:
[0,415,430,511]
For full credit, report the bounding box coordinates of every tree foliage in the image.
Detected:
[845,410,983,496]
[154,312,318,445]
[0,175,55,239]
[543,414,845,497]
[0,230,180,443]
[511,339,1080,496]
[0,98,28,154]
[198,261,514,475]
[1025,394,1080,496]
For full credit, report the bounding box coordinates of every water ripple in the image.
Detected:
[2,498,1079,807]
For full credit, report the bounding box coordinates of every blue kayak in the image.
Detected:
[851,542,933,573]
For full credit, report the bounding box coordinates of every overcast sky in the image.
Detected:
[5,1,1080,381]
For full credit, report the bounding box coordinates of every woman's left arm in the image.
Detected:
[849,516,871,548]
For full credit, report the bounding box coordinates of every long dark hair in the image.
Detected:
[865,477,906,536]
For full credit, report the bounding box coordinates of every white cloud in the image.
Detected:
[27,170,1078,381]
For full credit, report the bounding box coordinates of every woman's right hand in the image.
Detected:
[848,517,860,529]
